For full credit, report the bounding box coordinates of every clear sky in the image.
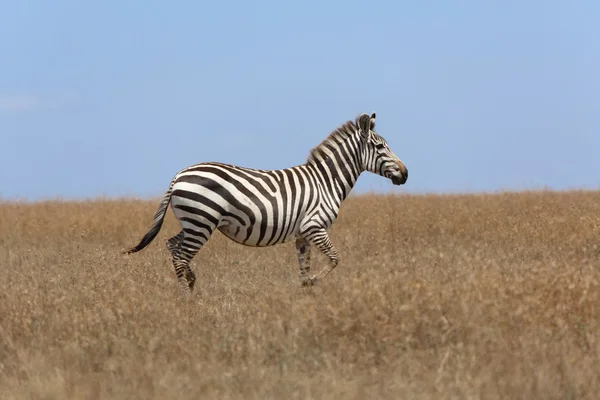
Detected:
[1,1,599,200]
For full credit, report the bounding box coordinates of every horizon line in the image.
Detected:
[1,186,599,204]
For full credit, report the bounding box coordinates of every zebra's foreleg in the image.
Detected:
[300,227,340,286]
[295,237,312,286]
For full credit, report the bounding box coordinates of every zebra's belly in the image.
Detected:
[217,219,299,247]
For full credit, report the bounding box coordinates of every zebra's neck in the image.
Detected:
[304,119,366,208]
[305,146,363,207]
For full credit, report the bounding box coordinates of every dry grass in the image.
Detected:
[1,190,600,399]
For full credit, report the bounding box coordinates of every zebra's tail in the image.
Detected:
[124,181,175,255]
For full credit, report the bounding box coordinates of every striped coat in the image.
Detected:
[126,112,408,294]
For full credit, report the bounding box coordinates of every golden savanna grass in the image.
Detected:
[1,191,600,399]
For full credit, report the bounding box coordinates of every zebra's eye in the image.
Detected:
[375,143,385,150]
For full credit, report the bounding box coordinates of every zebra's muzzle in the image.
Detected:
[390,168,408,185]
[391,174,407,185]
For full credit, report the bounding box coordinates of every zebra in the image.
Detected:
[125,112,408,294]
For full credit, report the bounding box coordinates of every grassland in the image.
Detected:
[1,190,599,399]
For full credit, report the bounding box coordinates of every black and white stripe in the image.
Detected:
[125,112,408,293]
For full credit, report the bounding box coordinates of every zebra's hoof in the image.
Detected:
[301,276,318,287]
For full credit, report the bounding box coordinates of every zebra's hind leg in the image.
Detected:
[295,237,312,286]
[166,228,212,294]
[166,231,195,294]
[299,227,340,286]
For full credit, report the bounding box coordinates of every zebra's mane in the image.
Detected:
[306,116,363,164]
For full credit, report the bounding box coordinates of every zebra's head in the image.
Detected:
[358,113,408,186]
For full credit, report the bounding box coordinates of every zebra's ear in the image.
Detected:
[358,113,371,138]
[370,112,376,130]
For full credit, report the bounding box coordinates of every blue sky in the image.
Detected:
[1,0,599,200]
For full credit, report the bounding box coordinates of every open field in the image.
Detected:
[1,191,600,399]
